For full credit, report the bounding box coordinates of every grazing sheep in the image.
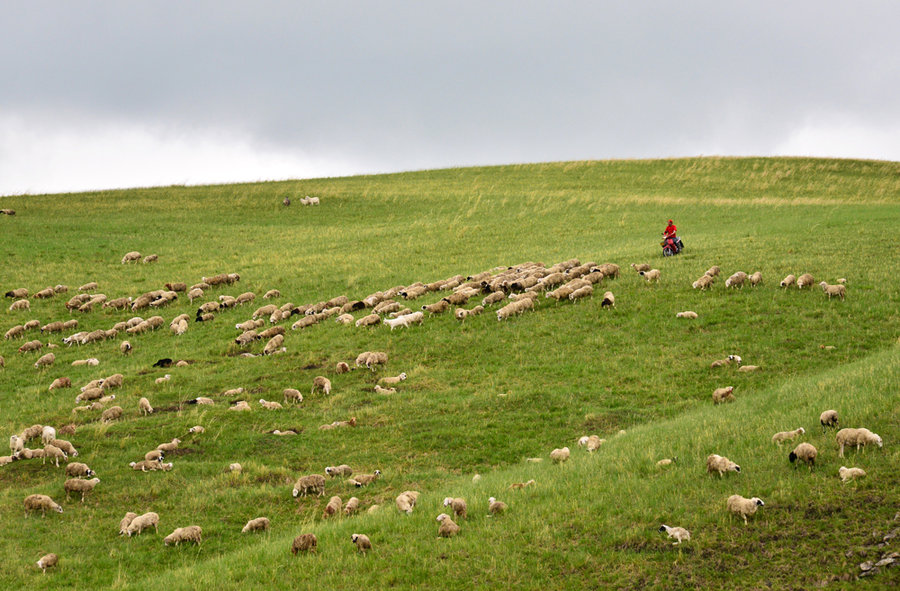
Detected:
[65,462,95,478]
[772,427,805,445]
[9,299,30,312]
[789,442,818,469]
[34,353,55,368]
[164,526,202,546]
[41,426,57,445]
[639,269,661,283]
[311,376,331,395]
[42,444,67,467]
[351,533,371,553]
[5,325,25,339]
[726,495,764,525]
[5,288,28,299]
[839,466,866,483]
[631,263,651,273]
[780,274,796,288]
[348,470,381,487]
[383,310,424,329]
[584,435,605,452]
[145,450,164,462]
[550,447,570,463]
[19,339,43,353]
[482,291,507,306]
[283,388,303,404]
[796,273,815,289]
[356,351,388,370]
[121,251,142,264]
[126,512,159,536]
[21,424,44,441]
[292,474,326,497]
[48,377,71,391]
[749,271,763,287]
[24,494,63,517]
[262,334,285,355]
[712,386,735,404]
[119,512,138,535]
[658,525,691,545]
[819,410,839,433]
[601,291,615,308]
[188,426,205,434]
[157,438,181,452]
[443,497,467,519]
[36,553,58,573]
[241,517,270,533]
[488,497,508,515]
[102,373,124,389]
[836,428,883,457]
[263,289,281,299]
[421,300,450,315]
[325,465,353,478]
[142,254,158,264]
[395,491,420,515]
[343,497,360,516]
[78,282,98,292]
[706,454,741,477]
[676,311,698,319]
[72,357,99,366]
[323,496,342,518]
[291,533,318,554]
[49,439,77,457]
[725,272,748,289]
[819,282,846,300]
[692,274,715,290]
[101,406,123,422]
[378,372,407,385]
[259,399,283,410]
[568,285,593,301]
[139,397,154,415]
[335,313,354,325]
[437,513,461,537]
[64,477,100,502]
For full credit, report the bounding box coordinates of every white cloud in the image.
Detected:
[773,117,900,162]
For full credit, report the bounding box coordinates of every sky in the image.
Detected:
[1,1,898,196]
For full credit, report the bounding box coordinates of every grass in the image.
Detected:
[0,156,898,589]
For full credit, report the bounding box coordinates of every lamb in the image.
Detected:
[126,512,159,536]
[839,466,866,483]
[102,373,125,390]
[595,263,620,278]
[726,495,764,524]
[291,533,317,554]
[550,447,570,463]
[101,406,123,422]
[9,299,30,311]
[395,491,420,514]
[119,512,138,535]
[796,273,816,289]
[676,311,698,319]
[241,517,270,533]
[351,533,371,553]
[437,513,461,537]
[706,454,741,477]
[356,351,388,370]
[658,525,691,545]
[771,427,805,444]
[325,465,353,478]
[145,450,164,462]
[235,291,256,305]
[157,438,181,452]
[348,470,381,487]
[236,319,265,332]
[725,272,748,288]
[311,376,332,395]
[187,288,204,303]
[343,497,360,516]
[836,428,883,457]
[76,387,103,402]
[163,525,202,546]
[789,442,818,469]
[64,477,100,502]
[16,448,45,460]
[142,254,158,264]
[259,399,283,410]
[443,497,467,519]
[819,410,839,433]
[21,424,45,441]
[42,444,67,467]
[378,372,407,385]
[34,353,56,368]
[292,474,326,497]
[631,263,651,273]
[139,397,154,415]
[24,494,63,517]
[374,385,396,394]
[584,435,605,452]
[601,291,615,308]
[639,269,661,283]
[119,340,132,355]
[130,460,172,472]
[819,282,846,300]
[283,388,303,404]
[749,271,763,287]
[712,386,735,404]
[36,553,58,573]
[24,319,41,331]
[780,274,796,288]
[323,495,342,518]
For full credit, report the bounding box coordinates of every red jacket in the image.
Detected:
[664,223,677,237]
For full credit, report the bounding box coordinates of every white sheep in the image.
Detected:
[788,442,818,469]
[725,272,748,289]
[325,464,352,478]
[836,428,883,457]
[188,426,205,434]
[351,533,371,553]
[707,454,741,477]
[311,376,331,395]
[712,386,735,404]
[164,525,202,546]
[796,273,816,289]
[42,444,67,467]
[241,517,270,533]
[138,397,154,415]
[322,495,342,518]
[736,365,760,372]
[437,513,461,537]
[41,426,57,445]
[259,399,283,410]
[771,427,805,444]
[378,372,407,385]
[283,388,303,404]
[780,274,796,288]
[292,474,326,497]
[819,410,839,433]
[442,497,467,519]
[601,291,615,308]
[34,353,56,369]
[692,274,715,290]
[36,553,59,573]
[639,269,661,283]
[749,271,763,287]
[676,311,698,319]
[819,281,846,300]
[24,494,64,517]
[374,385,396,394]
[157,438,181,452]
[838,466,866,483]
[121,251,141,264]
[348,470,380,486]
[64,477,100,502]
[9,299,30,312]
[119,512,138,535]
[726,495,764,524]
[550,447,570,463]
[658,524,691,545]
[488,497,508,515]
[126,512,159,536]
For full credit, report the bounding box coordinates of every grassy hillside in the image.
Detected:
[0,157,897,589]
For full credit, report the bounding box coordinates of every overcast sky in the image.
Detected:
[1,1,898,196]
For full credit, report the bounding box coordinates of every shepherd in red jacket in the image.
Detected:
[664,220,677,238]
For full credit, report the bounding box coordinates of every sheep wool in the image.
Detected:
[658,524,691,545]
[676,311,698,319]
[819,281,846,300]
[839,466,866,483]
[726,495,764,524]
[706,454,741,477]
[311,376,331,395]
[348,470,381,487]
[335,362,351,374]
[322,496,342,518]
[550,447,570,463]
[64,477,100,502]
[34,353,56,369]
[325,465,353,478]
[241,517,270,533]
[378,372,407,385]
[639,269,661,283]
[291,533,317,554]
[24,494,63,517]
[631,263,651,273]
[788,442,818,469]
[488,497,508,515]
[819,410,839,433]
[126,512,159,536]
[771,427,805,444]
[712,386,736,404]
[119,512,138,535]
[343,497,360,516]
[836,428,883,457]
[443,497,467,519]
[101,406,123,422]
[351,533,371,553]
[157,438,181,452]
[725,272,748,289]
[163,525,202,546]
[292,474,326,497]
[796,273,815,289]
[138,397,154,415]
[601,291,615,308]
[36,553,58,573]
[437,513,461,537]
[395,491,420,515]
[65,462,95,478]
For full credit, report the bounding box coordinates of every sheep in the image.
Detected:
[443,497,467,519]
[145,450,164,462]
[550,447,570,463]
[292,474,326,497]
[789,442,818,469]
[15,448,45,460]
[163,525,202,546]
[171,318,188,335]
[839,466,866,483]
[40,426,57,446]
[291,533,318,554]
[488,497,508,515]
[348,470,381,487]
[631,263,651,273]
[5,287,28,299]
[343,497,360,516]
[584,435,605,452]
[21,424,45,441]
[322,495,342,518]
[692,274,715,290]
[656,457,677,467]
[374,385,396,395]
[154,375,171,385]
[36,553,58,573]
[351,533,371,553]
[18,339,43,353]
[24,319,40,331]
[780,274,796,288]
[282,388,303,404]
[737,365,760,372]
[325,465,353,478]
[101,373,123,389]
[437,513,461,537]
[188,425,205,434]
[241,517,270,533]
[10,434,25,455]
[749,271,763,287]
[422,300,450,315]
[383,311,424,330]
[676,311,698,319]
[595,263,620,278]
[836,428,883,457]
[42,444,67,467]
[311,376,332,395]
[263,289,281,299]
[119,512,138,535]
[49,439,77,457]
[259,399,283,410]
[101,406,123,422]
[712,386,735,404]
[639,269,661,283]
[796,273,816,289]
[601,291,615,308]
[335,313,354,325]
[568,285,594,301]
[710,354,741,368]
[395,491,420,514]
[726,495,764,524]
[9,299,30,312]
[78,282,99,292]
[157,438,181,452]
[658,524,691,545]
[34,353,55,368]
[725,272,748,289]
[318,417,357,430]
[819,281,846,300]
[130,460,172,472]
[772,427,805,445]
[142,254,158,264]
[508,479,536,490]
[262,334,285,355]
[121,251,142,264]
[356,351,388,370]
[482,291,507,306]
[139,397,154,415]
[76,387,103,402]
[819,409,839,433]
[706,454,741,477]
[126,512,159,536]
[24,494,63,517]
[64,477,100,502]
[378,372,407,385]
[4,325,25,340]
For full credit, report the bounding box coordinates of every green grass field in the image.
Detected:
[0,157,898,589]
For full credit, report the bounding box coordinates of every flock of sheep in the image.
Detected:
[0,248,876,576]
